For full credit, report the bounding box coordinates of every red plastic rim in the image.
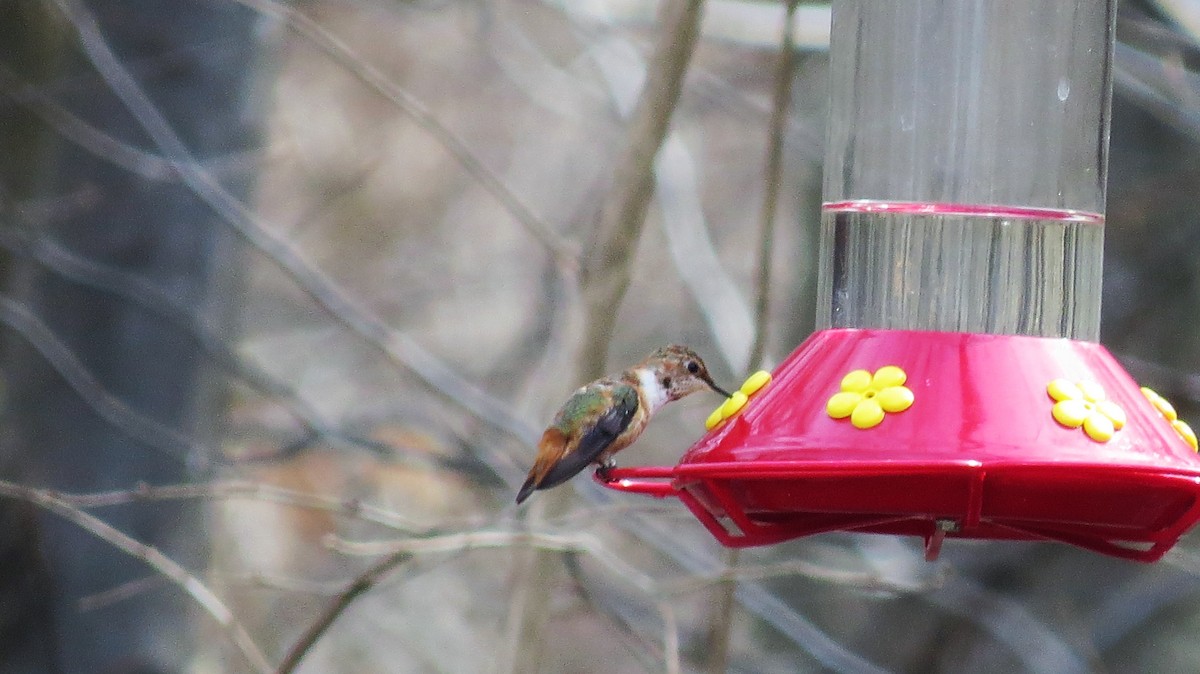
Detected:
[599,329,1200,561]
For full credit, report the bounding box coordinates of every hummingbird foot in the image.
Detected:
[596,458,618,482]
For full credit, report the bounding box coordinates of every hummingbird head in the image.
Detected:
[642,345,732,402]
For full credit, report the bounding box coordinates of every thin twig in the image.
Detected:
[0,479,271,674]
[77,575,170,613]
[0,63,175,179]
[328,526,661,594]
[326,529,588,557]
[228,0,579,271]
[218,571,346,597]
[578,0,708,381]
[1,41,484,462]
[46,0,543,457]
[665,556,947,596]
[274,550,412,674]
[287,527,660,674]
[0,226,365,458]
[0,295,206,466]
[624,510,890,672]
[56,480,427,533]
[552,522,930,673]
[560,551,667,672]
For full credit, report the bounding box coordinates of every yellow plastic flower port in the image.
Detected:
[1142,387,1198,451]
[706,371,773,430]
[826,365,915,430]
[1047,379,1126,443]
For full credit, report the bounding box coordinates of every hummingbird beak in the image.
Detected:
[704,376,732,398]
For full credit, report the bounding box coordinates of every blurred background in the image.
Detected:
[3,0,1200,672]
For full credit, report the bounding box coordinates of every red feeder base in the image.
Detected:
[599,329,1200,562]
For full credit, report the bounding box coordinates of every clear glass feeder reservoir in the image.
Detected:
[601,0,1200,561]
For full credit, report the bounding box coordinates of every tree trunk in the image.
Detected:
[0,1,259,671]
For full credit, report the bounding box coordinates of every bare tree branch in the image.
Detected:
[627,512,893,673]
[0,63,174,180]
[660,600,682,674]
[274,549,412,674]
[227,0,580,271]
[57,480,428,532]
[326,529,589,557]
[0,295,206,465]
[297,527,646,674]
[664,556,947,596]
[44,0,543,458]
[578,0,708,381]
[77,575,170,613]
[0,226,363,458]
[0,479,271,674]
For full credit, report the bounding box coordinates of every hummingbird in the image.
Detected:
[516,344,730,504]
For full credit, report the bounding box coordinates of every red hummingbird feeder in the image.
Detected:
[599,0,1200,561]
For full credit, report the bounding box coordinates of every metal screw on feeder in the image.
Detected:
[601,0,1200,562]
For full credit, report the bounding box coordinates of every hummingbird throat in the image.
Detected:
[636,367,671,413]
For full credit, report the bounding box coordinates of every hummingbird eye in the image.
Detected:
[686,361,700,375]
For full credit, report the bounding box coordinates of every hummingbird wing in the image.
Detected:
[516,383,639,503]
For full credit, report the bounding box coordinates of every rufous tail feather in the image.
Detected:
[515,427,567,504]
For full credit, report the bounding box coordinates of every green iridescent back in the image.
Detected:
[552,380,638,432]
